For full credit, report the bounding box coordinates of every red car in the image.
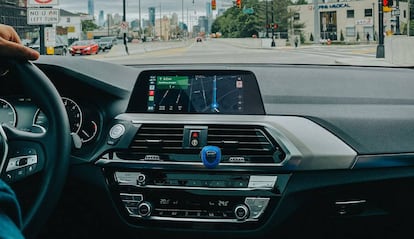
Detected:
[69,40,99,56]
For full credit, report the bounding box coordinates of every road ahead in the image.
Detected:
[87,39,382,66]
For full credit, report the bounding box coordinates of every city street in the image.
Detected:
[84,38,387,66]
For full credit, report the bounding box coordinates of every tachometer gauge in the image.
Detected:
[79,120,98,143]
[33,97,83,134]
[0,98,17,127]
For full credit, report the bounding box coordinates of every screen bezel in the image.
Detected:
[126,70,265,115]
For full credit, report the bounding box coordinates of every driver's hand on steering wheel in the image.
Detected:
[0,24,39,61]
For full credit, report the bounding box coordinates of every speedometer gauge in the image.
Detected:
[0,98,17,127]
[33,97,83,134]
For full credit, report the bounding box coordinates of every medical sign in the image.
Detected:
[27,8,60,25]
[28,0,59,6]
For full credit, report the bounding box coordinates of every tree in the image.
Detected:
[81,20,99,33]
[212,0,304,38]
[293,0,308,5]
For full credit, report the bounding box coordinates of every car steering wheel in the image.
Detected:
[0,60,71,238]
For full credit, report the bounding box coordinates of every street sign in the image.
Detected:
[45,27,56,47]
[392,8,400,16]
[28,0,59,7]
[242,7,254,14]
[120,21,129,34]
[27,8,60,25]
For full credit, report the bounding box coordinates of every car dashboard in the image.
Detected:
[2,56,414,239]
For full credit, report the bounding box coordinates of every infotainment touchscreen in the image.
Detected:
[127,70,265,115]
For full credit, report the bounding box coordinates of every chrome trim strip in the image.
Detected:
[128,215,258,223]
[97,158,284,167]
[0,126,9,175]
[116,182,273,191]
[335,200,366,205]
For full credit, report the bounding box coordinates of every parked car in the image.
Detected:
[68,40,99,56]
[29,35,67,55]
[98,36,117,51]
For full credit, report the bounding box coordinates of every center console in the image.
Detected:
[98,70,291,230]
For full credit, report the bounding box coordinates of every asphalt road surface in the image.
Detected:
[86,39,379,66]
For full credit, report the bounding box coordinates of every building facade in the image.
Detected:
[57,9,82,43]
[290,0,410,43]
[0,0,37,40]
[149,7,156,26]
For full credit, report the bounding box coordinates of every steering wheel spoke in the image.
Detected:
[0,124,47,184]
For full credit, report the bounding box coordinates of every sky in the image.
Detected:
[58,0,232,21]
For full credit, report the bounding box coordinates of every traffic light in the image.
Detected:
[212,0,216,10]
[383,0,393,6]
[273,23,278,29]
[236,0,242,9]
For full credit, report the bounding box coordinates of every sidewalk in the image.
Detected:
[335,57,397,67]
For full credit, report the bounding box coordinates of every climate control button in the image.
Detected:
[137,202,152,217]
[234,204,249,220]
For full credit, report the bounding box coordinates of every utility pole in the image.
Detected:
[313,0,320,44]
[160,3,162,40]
[266,0,269,38]
[123,0,129,54]
[139,0,142,39]
[376,0,385,58]
[182,0,185,38]
[271,0,275,47]
[372,2,376,41]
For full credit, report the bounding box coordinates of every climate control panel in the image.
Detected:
[109,170,290,226]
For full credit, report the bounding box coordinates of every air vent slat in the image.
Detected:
[115,124,285,164]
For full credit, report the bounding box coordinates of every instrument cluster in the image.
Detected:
[0,96,100,146]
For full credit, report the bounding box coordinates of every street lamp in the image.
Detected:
[271,0,275,47]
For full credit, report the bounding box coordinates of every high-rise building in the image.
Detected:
[206,2,212,18]
[88,0,95,18]
[98,10,105,26]
[149,7,156,26]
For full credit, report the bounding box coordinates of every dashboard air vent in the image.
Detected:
[115,124,285,164]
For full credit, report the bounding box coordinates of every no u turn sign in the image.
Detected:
[28,0,59,7]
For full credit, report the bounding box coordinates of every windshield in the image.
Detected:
[8,0,414,66]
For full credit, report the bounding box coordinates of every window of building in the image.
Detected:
[294,12,300,21]
[67,18,70,23]
[365,9,373,17]
[346,26,356,37]
[404,10,406,18]
[347,10,354,18]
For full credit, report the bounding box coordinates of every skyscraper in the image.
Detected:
[98,10,105,26]
[149,7,156,26]
[88,0,95,18]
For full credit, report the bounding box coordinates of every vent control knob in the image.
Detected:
[234,204,249,221]
[137,173,146,186]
